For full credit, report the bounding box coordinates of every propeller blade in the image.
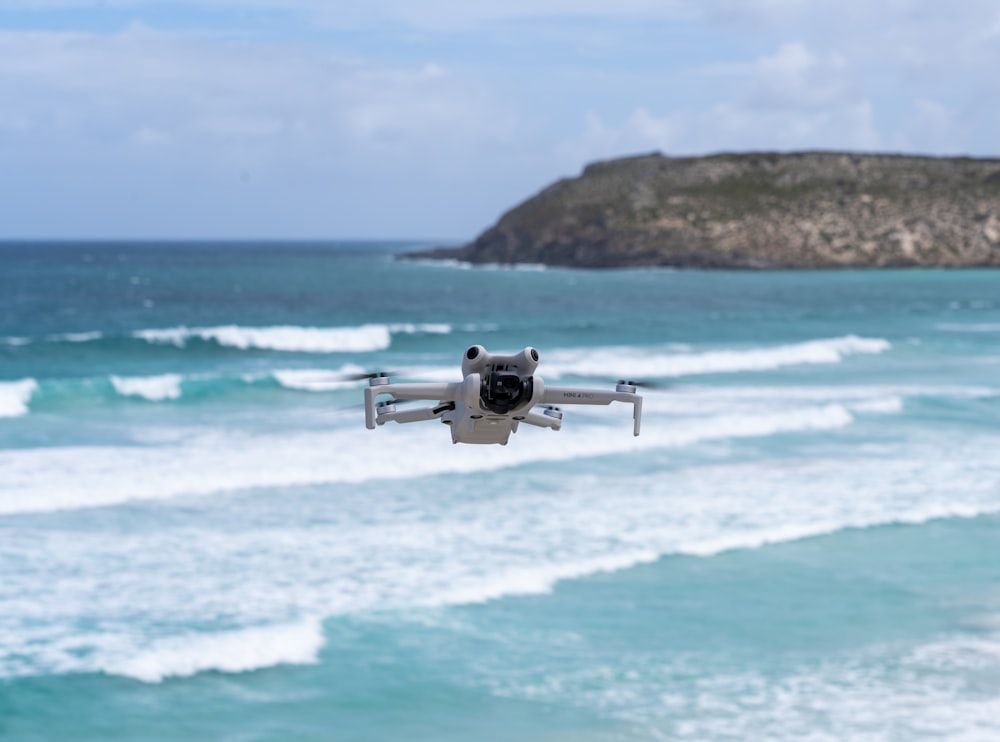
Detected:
[617,379,672,390]
[342,371,398,381]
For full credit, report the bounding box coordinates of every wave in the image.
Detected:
[543,335,890,379]
[2,331,105,347]
[10,367,983,419]
[51,331,104,343]
[8,504,1000,685]
[97,618,325,683]
[0,365,373,411]
[4,434,1000,685]
[936,322,1000,333]
[133,323,450,353]
[492,615,1000,737]
[430,550,662,605]
[4,323,452,354]
[271,368,363,392]
[110,374,184,401]
[408,258,547,271]
[0,402,858,515]
[0,379,37,417]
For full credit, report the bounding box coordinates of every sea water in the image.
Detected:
[1,241,999,741]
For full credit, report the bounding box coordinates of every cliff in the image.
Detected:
[407,151,1000,268]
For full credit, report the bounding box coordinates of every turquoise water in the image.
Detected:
[1,242,999,740]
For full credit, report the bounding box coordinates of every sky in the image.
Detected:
[2,1,1000,240]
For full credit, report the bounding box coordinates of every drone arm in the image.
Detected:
[365,381,463,429]
[377,402,456,426]
[540,384,643,436]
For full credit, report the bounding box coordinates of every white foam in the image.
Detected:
[110,374,183,401]
[936,322,1000,333]
[133,323,450,353]
[0,378,37,417]
[98,618,325,683]
[48,331,103,343]
[478,262,548,271]
[0,403,855,515]
[544,335,891,379]
[272,369,358,392]
[848,396,904,414]
[4,432,1000,685]
[492,632,1000,738]
[431,550,661,606]
[388,322,452,335]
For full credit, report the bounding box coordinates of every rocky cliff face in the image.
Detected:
[409,152,1000,268]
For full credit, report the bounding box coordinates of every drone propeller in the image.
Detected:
[341,371,398,382]
[617,379,672,390]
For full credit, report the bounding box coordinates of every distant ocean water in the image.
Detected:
[1,241,999,741]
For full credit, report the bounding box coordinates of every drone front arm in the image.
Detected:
[540,384,643,436]
[365,381,462,429]
[376,402,456,426]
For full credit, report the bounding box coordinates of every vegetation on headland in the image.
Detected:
[407,152,1000,268]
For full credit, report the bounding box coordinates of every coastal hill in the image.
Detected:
[408,151,1000,268]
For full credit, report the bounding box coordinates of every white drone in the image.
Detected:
[364,345,643,445]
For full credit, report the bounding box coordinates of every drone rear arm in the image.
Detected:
[540,384,643,436]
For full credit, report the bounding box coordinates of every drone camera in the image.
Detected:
[480,369,534,414]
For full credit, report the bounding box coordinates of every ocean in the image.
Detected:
[1,240,999,741]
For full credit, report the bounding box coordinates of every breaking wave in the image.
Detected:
[3,323,452,354]
[543,335,890,379]
[110,374,184,401]
[97,619,325,683]
[133,323,451,353]
[0,402,858,515]
[0,379,37,417]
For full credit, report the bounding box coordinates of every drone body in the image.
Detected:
[364,345,643,445]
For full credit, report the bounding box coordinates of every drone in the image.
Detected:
[364,345,642,445]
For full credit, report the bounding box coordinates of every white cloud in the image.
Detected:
[557,108,680,165]
[3,0,1000,237]
[129,126,170,147]
[696,99,881,152]
[0,25,525,237]
[716,41,857,113]
[0,26,512,156]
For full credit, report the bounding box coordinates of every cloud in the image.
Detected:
[740,42,855,112]
[556,108,680,165]
[3,0,1000,238]
[559,38,880,164]
[0,24,525,237]
[0,25,513,158]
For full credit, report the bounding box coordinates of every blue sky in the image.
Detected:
[2,1,999,240]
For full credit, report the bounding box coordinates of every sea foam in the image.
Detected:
[272,368,363,392]
[0,379,38,417]
[133,323,450,353]
[110,374,183,401]
[0,402,856,515]
[98,618,325,683]
[544,335,891,379]
[4,434,1000,686]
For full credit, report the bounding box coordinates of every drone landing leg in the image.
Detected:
[520,409,563,431]
[540,385,643,436]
